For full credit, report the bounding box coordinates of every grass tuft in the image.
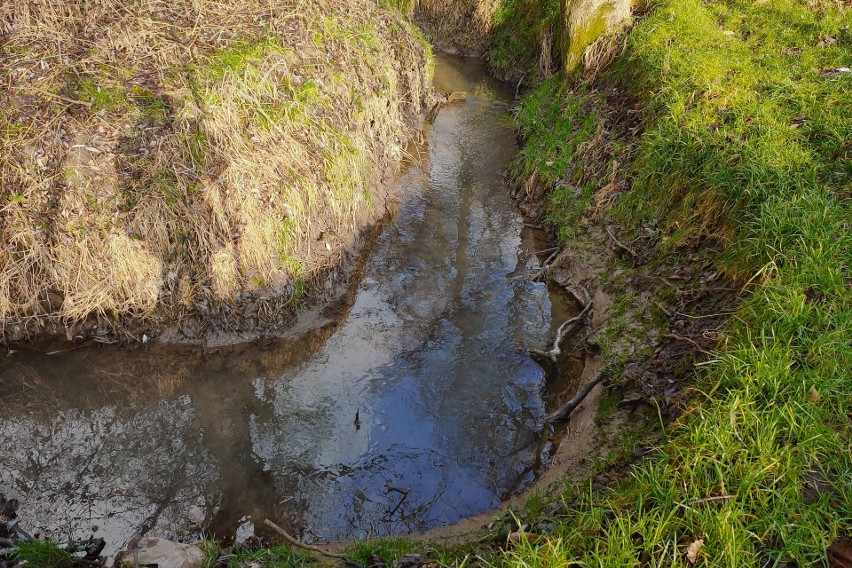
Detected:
[14,540,74,568]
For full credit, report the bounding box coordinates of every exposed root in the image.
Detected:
[530,300,594,364]
[531,249,560,282]
[604,224,638,260]
[663,333,713,357]
[263,519,345,560]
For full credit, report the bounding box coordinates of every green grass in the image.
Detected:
[69,75,129,112]
[498,0,852,565]
[14,540,74,568]
[201,539,316,568]
[344,538,423,566]
[488,0,560,79]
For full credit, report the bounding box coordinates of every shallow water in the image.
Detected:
[0,54,572,556]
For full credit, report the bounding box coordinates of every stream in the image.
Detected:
[0,54,574,557]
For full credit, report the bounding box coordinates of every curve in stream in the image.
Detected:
[0,55,574,557]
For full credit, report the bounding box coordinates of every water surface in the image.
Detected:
[0,54,571,556]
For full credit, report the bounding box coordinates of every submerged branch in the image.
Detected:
[546,370,608,424]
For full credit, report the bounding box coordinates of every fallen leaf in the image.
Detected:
[508,531,539,543]
[686,538,704,565]
[828,538,852,568]
[808,386,821,403]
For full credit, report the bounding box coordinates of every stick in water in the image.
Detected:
[546,370,608,424]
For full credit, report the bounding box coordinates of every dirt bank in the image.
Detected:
[0,0,432,345]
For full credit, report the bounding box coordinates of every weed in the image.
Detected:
[14,540,73,568]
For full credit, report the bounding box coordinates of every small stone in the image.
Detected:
[120,537,204,568]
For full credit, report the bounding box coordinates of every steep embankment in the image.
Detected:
[420,0,849,565]
[363,0,851,565]
[0,0,431,343]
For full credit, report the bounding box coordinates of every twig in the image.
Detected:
[694,495,734,504]
[263,519,345,559]
[385,489,409,519]
[31,87,92,107]
[46,342,92,356]
[655,301,673,317]
[386,484,410,495]
[604,225,637,258]
[673,311,734,320]
[531,249,560,282]
[530,301,593,363]
[546,370,608,423]
[663,333,712,356]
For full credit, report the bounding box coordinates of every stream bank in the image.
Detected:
[0,0,432,346]
[0,54,602,565]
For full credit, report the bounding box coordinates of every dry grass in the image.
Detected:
[0,0,431,340]
[410,0,499,55]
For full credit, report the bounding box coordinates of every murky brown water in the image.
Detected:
[0,55,573,556]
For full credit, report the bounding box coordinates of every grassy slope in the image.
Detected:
[504,0,851,565]
[356,0,849,565]
[6,0,848,565]
[0,0,430,338]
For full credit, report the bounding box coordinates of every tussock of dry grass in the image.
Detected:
[0,0,431,339]
[410,0,499,55]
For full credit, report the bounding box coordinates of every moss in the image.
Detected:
[595,390,620,421]
[69,75,129,112]
[563,2,614,73]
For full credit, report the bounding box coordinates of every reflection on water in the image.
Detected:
[0,54,573,556]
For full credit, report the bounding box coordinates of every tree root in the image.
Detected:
[663,332,712,356]
[530,300,594,364]
[545,370,608,424]
[531,249,560,282]
[263,519,345,560]
[604,225,637,259]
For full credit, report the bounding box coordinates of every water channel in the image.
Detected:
[0,54,574,557]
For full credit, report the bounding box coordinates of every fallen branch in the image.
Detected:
[530,301,594,363]
[531,249,560,282]
[263,519,345,559]
[546,370,607,423]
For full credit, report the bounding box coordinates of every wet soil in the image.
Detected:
[0,55,579,559]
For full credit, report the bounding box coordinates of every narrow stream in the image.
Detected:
[0,55,573,556]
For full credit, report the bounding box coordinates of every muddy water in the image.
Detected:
[0,55,572,555]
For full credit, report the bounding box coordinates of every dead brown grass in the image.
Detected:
[0,0,431,340]
[411,0,499,55]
